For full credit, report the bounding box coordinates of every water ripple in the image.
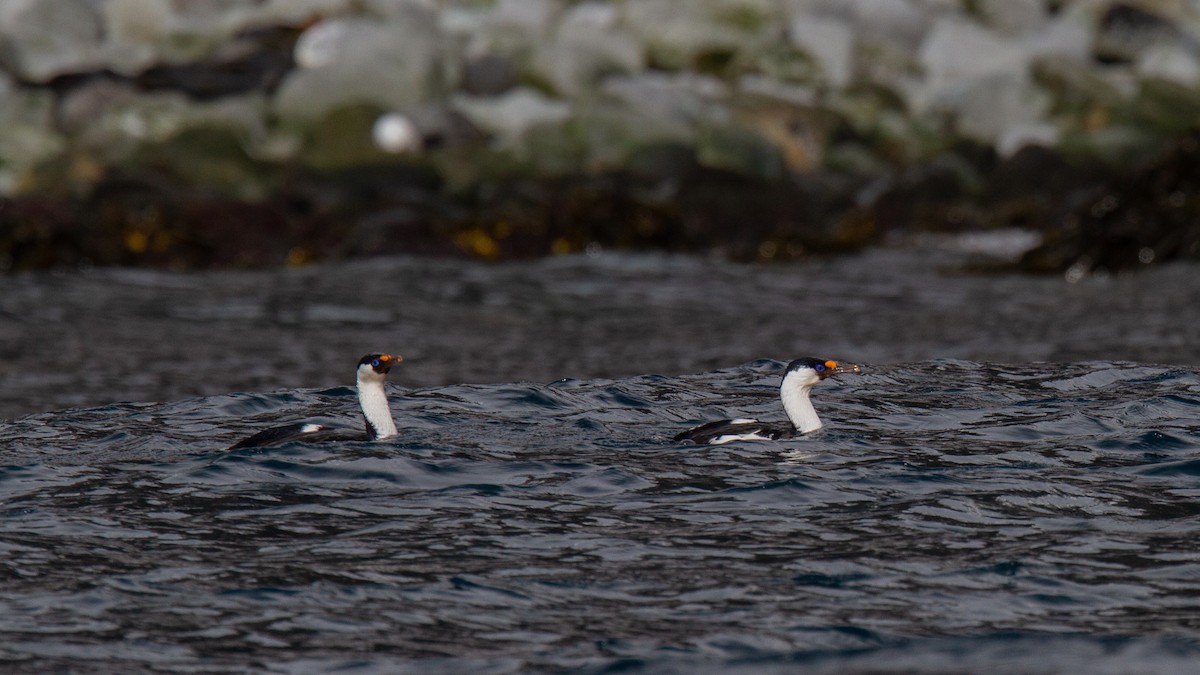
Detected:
[1,360,1199,671]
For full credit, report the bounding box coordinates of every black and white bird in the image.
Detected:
[226,353,402,450]
[673,358,863,444]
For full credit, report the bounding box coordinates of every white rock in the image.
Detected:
[601,72,730,127]
[738,74,817,106]
[256,0,355,25]
[621,0,769,70]
[788,15,855,87]
[0,0,104,81]
[153,0,261,55]
[561,0,618,29]
[796,0,929,49]
[907,0,962,13]
[531,1,644,97]
[916,17,1030,110]
[101,0,172,74]
[363,0,437,18]
[973,0,1044,35]
[949,73,1050,146]
[490,0,558,35]
[1024,13,1093,63]
[274,10,448,123]
[450,88,571,146]
[1137,42,1200,86]
[794,0,928,94]
[293,18,352,69]
[855,0,931,48]
[906,11,1061,148]
[439,7,488,38]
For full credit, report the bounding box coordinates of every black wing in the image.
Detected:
[224,422,365,451]
[672,418,793,445]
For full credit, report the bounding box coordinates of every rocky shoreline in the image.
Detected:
[1,0,1198,273]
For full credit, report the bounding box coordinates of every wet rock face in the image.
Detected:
[0,165,868,270]
[1018,132,1200,275]
[0,177,304,271]
[2,128,1188,274]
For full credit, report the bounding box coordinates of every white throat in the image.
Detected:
[357,371,398,440]
[780,371,823,434]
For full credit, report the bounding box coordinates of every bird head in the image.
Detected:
[783,357,863,387]
[357,353,402,382]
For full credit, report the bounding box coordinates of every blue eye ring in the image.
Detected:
[371,358,381,367]
[814,363,825,372]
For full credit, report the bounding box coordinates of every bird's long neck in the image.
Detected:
[358,376,398,440]
[780,378,822,434]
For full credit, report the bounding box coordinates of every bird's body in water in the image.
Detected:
[674,358,863,444]
[226,354,401,450]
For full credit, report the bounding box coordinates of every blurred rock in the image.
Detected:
[255,0,355,26]
[734,100,829,171]
[450,0,558,60]
[601,72,729,128]
[844,0,929,50]
[57,77,140,135]
[450,87,572,149]
[962,74,1052,147]
[1133,78,1200,137]
[69,89,268,170]
[0,0,1198,272]
[622,0,777,73]
[996,123,1060,158]
[531,2,643,97]
[917,17,1030,106]
[695,125,787,180]
[544,106,690,172]
[460,54,519,97]
[915,17,1056,147]
[1031,57,1124,128]
[303,104,398,170]
[1019,131,1200,275]
[788,15,855,87]
[1093,3,1181,65]
[99,0,171,75]
[133,26,299,100]
[868,152,988,234]
[274,9,448,123]
[973,0,1045,35]
[0,78,65,193]
[978,143,1105,234]
[1136,41,1200,86]
[488,0,559,36]
[0,0,104,81]
[1025,10,1093,63]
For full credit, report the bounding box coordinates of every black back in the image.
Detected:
[224,422,366,451]
[672,419,793,444]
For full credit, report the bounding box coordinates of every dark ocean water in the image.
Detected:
[2,359,1199,672]
[4,243,1200,422]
